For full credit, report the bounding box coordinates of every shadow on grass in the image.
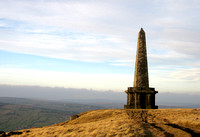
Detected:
[126,110,200,137]
[150,123,174,137]
[166,123,200,137]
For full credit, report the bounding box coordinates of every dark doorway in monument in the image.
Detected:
[140,93,146,109]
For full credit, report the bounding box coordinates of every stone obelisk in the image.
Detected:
[124,28,158,109]
[134,28,149,89]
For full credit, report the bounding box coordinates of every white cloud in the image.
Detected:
[0,0,198,63]
[110,59,134,67]
[149,68,200,93]
[0,67,132,91]
[0,0,200,92]
[171,68,200,81]
[0,67,199,93]
[0,30,135,62]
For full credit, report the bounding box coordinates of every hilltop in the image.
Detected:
[3,109,200,137]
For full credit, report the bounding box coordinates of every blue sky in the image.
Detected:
[0,0,200,93]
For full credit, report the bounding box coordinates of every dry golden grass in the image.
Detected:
[9,109,200,137]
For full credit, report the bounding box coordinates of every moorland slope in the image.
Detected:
[4,109,200,137]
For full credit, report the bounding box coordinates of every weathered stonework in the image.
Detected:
[134,28,149,89]
[124,28,158,109]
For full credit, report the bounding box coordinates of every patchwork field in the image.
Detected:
[5,109,200,137]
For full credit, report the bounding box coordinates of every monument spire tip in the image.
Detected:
[140,28,144,32]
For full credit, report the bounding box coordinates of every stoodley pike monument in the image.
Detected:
[124,28,158,109]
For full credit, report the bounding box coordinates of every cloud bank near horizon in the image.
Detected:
[0,85,200,107]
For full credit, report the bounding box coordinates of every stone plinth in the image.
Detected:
[124,87,158,109]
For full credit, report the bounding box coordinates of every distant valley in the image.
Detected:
[0,97,104,132]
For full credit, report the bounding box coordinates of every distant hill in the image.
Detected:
[0,103,70,132]
[0,97,104,132]
[4,109,200,137]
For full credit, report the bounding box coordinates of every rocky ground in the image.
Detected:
[1,109,200,137]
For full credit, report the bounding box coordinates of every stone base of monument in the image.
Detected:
[124,87,158,109]
[124,105,158,109]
